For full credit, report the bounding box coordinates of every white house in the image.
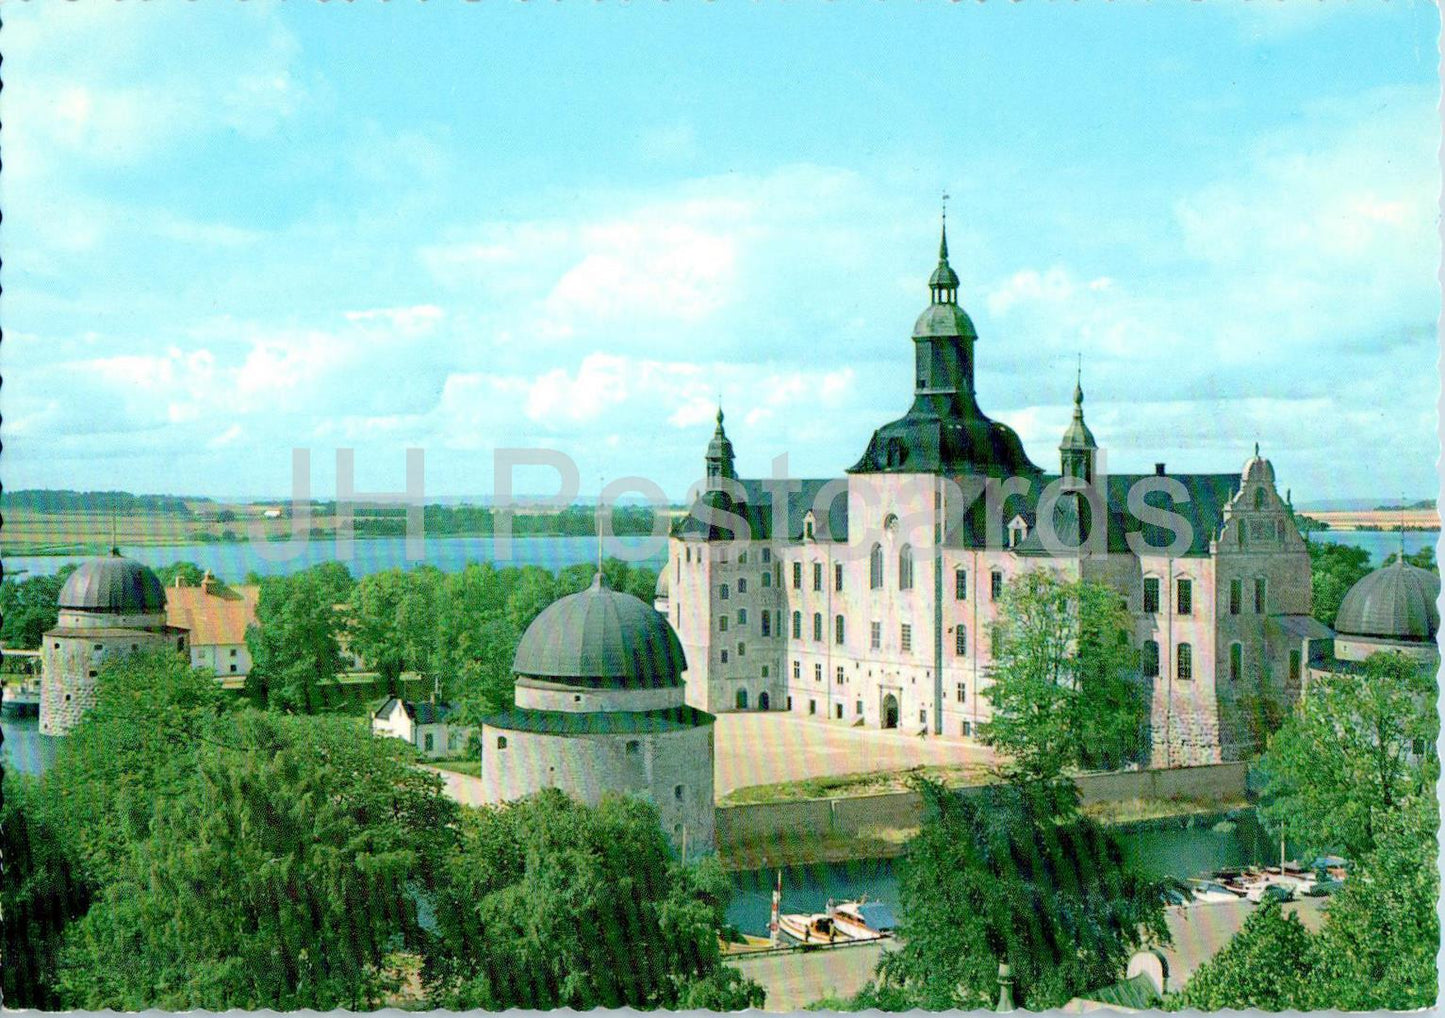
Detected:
[371,697,470,758]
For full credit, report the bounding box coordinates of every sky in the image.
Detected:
[4,2,1440,505]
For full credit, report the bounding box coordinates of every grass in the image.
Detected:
[718,829,916,871]
[719,763,988,806]
[1081,795,1252,825]
[431,758,482,777]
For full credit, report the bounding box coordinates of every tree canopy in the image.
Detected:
[0,565,77,649]
[980,571,1147,780]
[859,780,1168,1011]
[245,565,348,712]
[1307,540,1373,628]
[1168,898,1319,1011]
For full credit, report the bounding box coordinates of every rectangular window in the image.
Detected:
[230,648,238,657]
[1289,649,1301,684]
[835,703,844,719]
[955,627,967,656]
[792,612,802,639]
[719,616,729,633]
[762,665,770,678]
[424,733,434,752]
[1177,579,1193,616]
[1143,640,1160,677]
[814,663,823,682]
[919,709,927,724]
[793,562,802,590]
[787,696,793,710]
[739,550,748,564]
[762,571,772,588]
[1254,577,1267,614]
[737,577,748,594]
[761,610,772,637]
[870,621,882,650]
[813,562,823,592]
[720,649,729,664]
[834,614,845,645]
[955,682,966,703]
[856,700,863,715]
[901,623,913,653]
[835,562,844,592]
[792,660,800,679]
[738,642,746,657]
[720,584,730,601]
[813,613,824,642]
[962,720,972,737]
[955,569,968,601]
[1229,578,1242,616]
[809,699,817,715]
[836,666,844,685]
[1178,643,1193,680]
[737,608,747,625]
[1229,643,1241,681]
[762,547,772,564]
[990,571,1003,600]
[1143,577,1160,614]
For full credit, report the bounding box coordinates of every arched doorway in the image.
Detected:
[736,688,749,710]
[882,694,899,730]
[758,691,770,711]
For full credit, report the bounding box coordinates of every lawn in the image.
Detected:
[719,763,987,806]
[431,758,482,777]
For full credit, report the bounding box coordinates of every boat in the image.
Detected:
[1188,879,1245,904]
[828,899,897,941]
[778,912,855,945]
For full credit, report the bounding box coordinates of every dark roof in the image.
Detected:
[483,704,715,736]
[1267,614,1335,641]
[1335,560,1440,641]
[512,574,687,689]
[374,697,452,724]
[1013,472,1243,558]
[912,302,976,339]
[1078,973,1160,1011]
[673,478,850,542]
[58,554,167,614]
[848,392,1041,477]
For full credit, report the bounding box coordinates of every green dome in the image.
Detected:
[1335,559,1440,642]
[58,553,167,614]
[513,574,687,688]
[913,303,977,339]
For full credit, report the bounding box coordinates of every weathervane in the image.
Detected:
[941,190,950,223]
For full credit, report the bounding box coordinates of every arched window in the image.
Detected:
[812,612,823,642]
[869,543,884,589]
[1177,643,1193,681]
[1254,488,1266,510]
[898,545,914,590]
[497,736,508,750]
[1143,639,1159,677]
[686,546,692,563]
[1229,642,1242,682]
[791,611,802,640]
[955,627,967,656]
[736,688,749,710]
[834,614,845,644]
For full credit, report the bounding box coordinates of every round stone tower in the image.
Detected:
[39,551,189,735]
[479,572,716,854]
[1333,556,1440,668]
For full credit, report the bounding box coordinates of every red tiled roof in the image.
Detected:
[164,583,259,648]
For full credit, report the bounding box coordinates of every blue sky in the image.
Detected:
[5,2,1439,503]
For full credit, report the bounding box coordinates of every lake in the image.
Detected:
[5,529,1435,584]
[2,716,59,777]
[725,809,1292,936]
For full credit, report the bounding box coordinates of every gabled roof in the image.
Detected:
[164,583,259,647]
[373,697,452,724]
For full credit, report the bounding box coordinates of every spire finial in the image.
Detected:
[939,191,950,261]
[1073,353,1084,409]
[1254,441,1261,458]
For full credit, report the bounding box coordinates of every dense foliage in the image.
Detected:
[980,572,1148,779]
[855,780,1168,1010]
[1259,651,1437,860]
[6,652,753,1010]
[1169,650,1439,1010]
[245,565,349,712]
[1306,540,1372,628]
[2,489,197,515]
[0,565,77,649]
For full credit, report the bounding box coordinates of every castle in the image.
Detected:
[658,221,1321,766]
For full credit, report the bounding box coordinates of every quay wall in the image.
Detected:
[715,762,1248,849]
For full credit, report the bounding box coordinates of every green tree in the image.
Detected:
[1,772,92,1008]
[1259,651,1437,860]
[1383,544,1438,572]
[246,572,346,712]
[424,789,762,1010]
[1167,899,1320,1011]
[40,652,458,1010]
[1311,791,1439,1009]
[980,571,1146,780]
[1307,541,1372,628]
[0,565,77,649]
[154,561,206,588]
[865,780,1168,1010]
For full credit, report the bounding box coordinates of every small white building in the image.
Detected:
[371,697,469,758]
[163,573,258,689]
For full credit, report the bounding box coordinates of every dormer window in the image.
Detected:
[804,512,816,541]
[1007,515,1029,549]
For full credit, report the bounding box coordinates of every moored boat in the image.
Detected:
[829,899,897,941]
[778,912,854,945]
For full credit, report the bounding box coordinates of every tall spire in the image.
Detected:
[929,197,960,304]
[1073,352,1084,409]
[705,402,736,487]
[1060,357,1097,483]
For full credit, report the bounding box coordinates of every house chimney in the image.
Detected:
[1154,463,1166,476]
[201,570,214,594]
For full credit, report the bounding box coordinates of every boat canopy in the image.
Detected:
[856,902,897,931]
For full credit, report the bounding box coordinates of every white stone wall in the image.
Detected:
[192,642,251,679]
[515,676,683,713]
[478,722,716,850]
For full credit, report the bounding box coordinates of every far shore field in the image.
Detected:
[1305,507,1439,531]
